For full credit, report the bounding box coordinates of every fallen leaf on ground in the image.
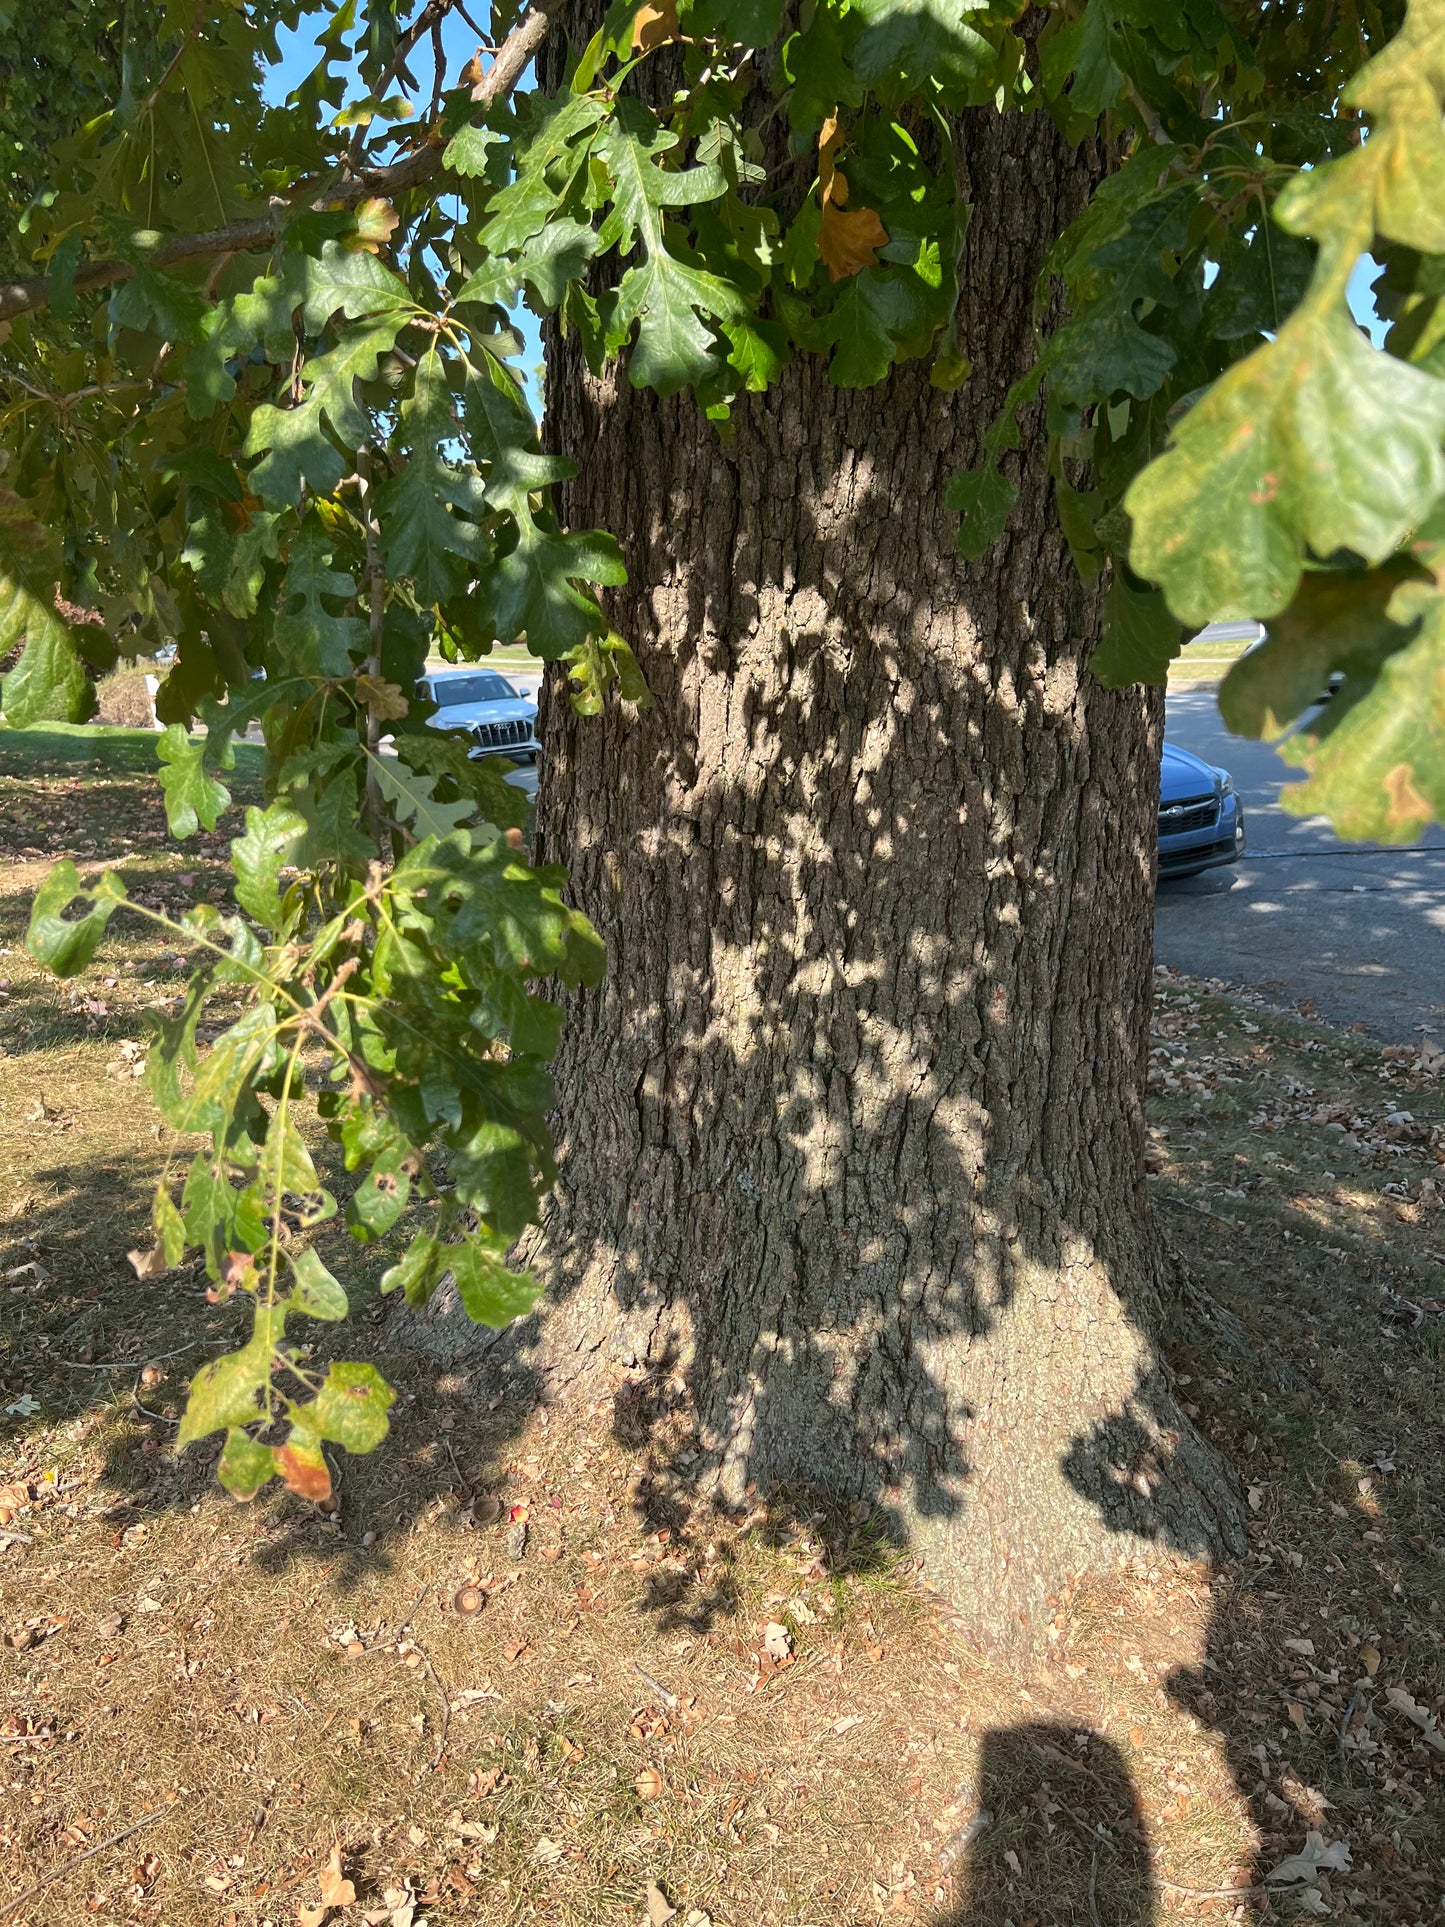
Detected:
[635,1765,665,1800]
[763,1620,792,1662]
[319,1848,356,1908]
[1267,1832,1352,1884]
[645,1880,677,1926]
[1384,1685,1445,1752]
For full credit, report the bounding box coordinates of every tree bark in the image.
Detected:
[460,63,1244,1653]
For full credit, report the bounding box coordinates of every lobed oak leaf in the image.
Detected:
[312,1847,357,1910]
[645,1879,678,1925]
[351,198,399,254]
[354,675,409,720]
[632,0,678,52]
[816,115,888,283]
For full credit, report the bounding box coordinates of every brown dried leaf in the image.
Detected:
[354,674,409,720]
[762,1620,792,1662]
[127,1245,167,1280]
[645,1880,678,1926]
[816,114,888,282]
[631,0,678,52]
[635,1765,665,1800]
[319,1847,356,1908]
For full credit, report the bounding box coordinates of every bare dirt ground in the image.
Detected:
[1,735,1442,1926]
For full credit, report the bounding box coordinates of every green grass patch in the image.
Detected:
[0,721,267,782]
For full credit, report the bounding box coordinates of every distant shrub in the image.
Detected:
[94,664,157,729]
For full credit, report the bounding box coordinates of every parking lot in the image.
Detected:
[1156,687,1445,1043]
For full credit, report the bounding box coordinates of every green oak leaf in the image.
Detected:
[372,755,477,841]
[515,218,602,310]
[26,861,128,976]
[1279,583,1445,841]
[230,800,306,930]
[378,350,488,604]
[0,490,94,726]
[1207,221,1315,342]
[177,1303,286,1446]
[594,99,743,393]
[1126,304,1445,624]
[157,724,232,837]
[307,1360,395,1453]
[217,1428,278,1500]
[391,732,530,832]
[947,466,1016,562]
[153,1182,188,1266]
[380,1231,445,1306]
[347,1147,411,1238]
[1219,561,1425,737]
[850,0,998,98]
[1040,0,1126,119]
[289,1246,348,1321]
[274,525,368,676]
[683,0,787,44]
[1091,564,1184,687]
[244,316,407,508]
[176,1003,282,1137]
[0,612,92,726]
[110,261,210,343]
[823,266,932,388]
[450,1237,541,1327]
[443,122,508,178]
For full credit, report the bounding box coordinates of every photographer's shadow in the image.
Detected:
[944,1721,1156,1925]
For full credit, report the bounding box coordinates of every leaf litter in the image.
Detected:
[2,776,1444,1923]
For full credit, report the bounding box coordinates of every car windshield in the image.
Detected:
[428,673,515,706]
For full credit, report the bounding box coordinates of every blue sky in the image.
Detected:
[263,12,1391,392]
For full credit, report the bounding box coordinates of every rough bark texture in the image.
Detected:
[453,52,1243,1652]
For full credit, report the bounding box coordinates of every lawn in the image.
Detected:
[1,732,1443,1926]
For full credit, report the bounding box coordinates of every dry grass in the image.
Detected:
[1,732,1443,1926]
[92,670,159,733]
[1167,637,1254,688]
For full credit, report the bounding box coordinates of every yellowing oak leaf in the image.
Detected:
[354,674,409,720]
[275,1443,333,1505]
[817,114,888,283]
[351,198,399,254]
[632,0,679,53]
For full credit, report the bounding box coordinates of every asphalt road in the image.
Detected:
[1155,687,1445,1043]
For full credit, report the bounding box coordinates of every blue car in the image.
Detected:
[1158,742,1245,878]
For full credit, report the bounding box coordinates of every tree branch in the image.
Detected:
[0,0,560,326]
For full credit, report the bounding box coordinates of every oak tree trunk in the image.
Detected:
[471,50,1243,1653]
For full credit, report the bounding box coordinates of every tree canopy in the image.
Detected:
[2,0,1439,1497]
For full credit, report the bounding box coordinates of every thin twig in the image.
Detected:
[1157,1878,1264,1898]
[414,1645,451,1767]
[1087,1846,1103,1927]
[51,1342,202,1371]
[0,1806,167,1921]
[356,442,388,843]
[1155,1191,1237,1227]
[634,1661,679,1709]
